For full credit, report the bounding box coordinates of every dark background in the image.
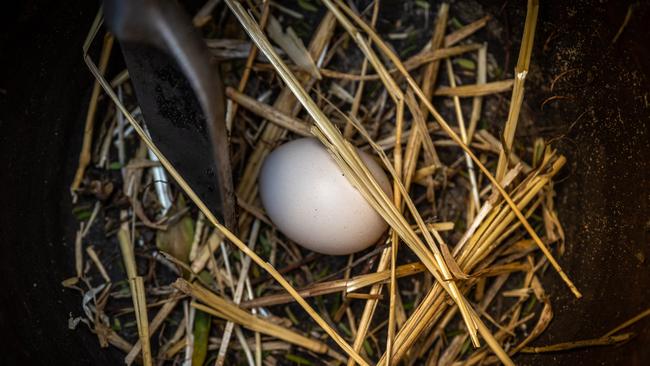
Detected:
[0,1,124,365]
[0,0,648,365]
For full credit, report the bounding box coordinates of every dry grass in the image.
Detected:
[66,1,639,365]
[495,0,539,182]
[173,279,329,354]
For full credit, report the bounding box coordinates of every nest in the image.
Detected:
[66,1,645,365]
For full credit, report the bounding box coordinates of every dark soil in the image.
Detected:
[512,1,650,365]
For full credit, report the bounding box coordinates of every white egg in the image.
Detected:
[259,138,392,255]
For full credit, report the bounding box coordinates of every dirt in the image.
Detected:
[505,1,650,365]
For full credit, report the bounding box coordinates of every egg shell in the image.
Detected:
[259,138,392,255]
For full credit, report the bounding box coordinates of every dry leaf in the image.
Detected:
[267,16,321,79]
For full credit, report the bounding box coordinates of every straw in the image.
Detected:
[83,20,369,366]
